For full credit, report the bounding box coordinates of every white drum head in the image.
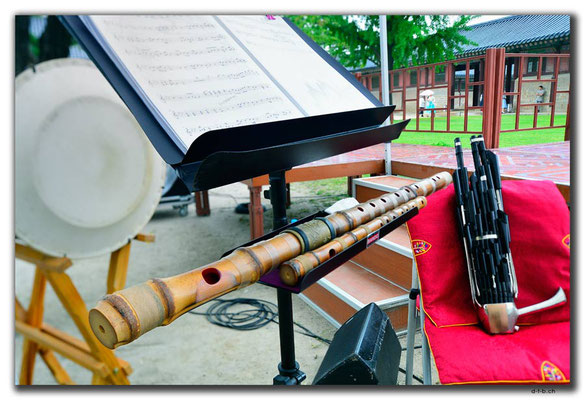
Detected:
[15,58,166,258]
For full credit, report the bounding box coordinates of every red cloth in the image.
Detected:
[406,180,570,384]
[424,320,570,384]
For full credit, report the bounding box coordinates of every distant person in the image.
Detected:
[419,95,426,117]
[536,85,546,112]
[502,95,507,113]
[426,95,436,115]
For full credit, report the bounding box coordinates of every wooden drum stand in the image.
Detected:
[15,233,154,385]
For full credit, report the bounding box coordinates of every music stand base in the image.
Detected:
[273,362,306,385]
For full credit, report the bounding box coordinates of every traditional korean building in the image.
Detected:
[352,15,571,112]
[456,14,570,57]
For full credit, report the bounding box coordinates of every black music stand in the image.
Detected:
[222,170,419,385]
[182,115,408,384]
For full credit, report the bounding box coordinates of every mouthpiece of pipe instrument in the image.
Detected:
[89,172,452,349]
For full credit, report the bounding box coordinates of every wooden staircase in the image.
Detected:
[300,175,417,333]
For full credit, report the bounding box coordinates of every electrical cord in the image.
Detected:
[188,297,332,344]
[189,297,424,383]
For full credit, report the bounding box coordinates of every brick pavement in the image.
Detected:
[301,141,570,186]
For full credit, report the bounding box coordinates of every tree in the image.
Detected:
[38,16,72,63]
[15,16,73,76]
[288,15,476,70]
[15,16,31,75]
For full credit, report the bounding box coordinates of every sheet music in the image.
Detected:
[218,16,374,116]
[89,16,303,150]
[86,15,376,151]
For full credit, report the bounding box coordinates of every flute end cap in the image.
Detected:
[279,263,299,286]
[89,300,130,349]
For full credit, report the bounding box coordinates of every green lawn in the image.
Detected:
[393,114,567,148]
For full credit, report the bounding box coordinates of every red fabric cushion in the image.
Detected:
[407,180,570,327]
[424,319,571,384]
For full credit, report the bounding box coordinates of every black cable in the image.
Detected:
[188,298,332,344]
[189,297,425,383]
[191,298,277,330]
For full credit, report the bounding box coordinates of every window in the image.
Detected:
[392,73,400,87]
[526,57,539,74]
[409,70,417,86]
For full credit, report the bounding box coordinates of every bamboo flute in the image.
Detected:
[279,196,427,286]
[89,172,452,349]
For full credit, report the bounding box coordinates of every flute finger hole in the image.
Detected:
[202,268,221,285]
[358,207,364,212]
[380,198,387,203]
[369,203,376,207]
[329,249,336,257]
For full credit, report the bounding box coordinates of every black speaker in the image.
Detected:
[313,303,401,385]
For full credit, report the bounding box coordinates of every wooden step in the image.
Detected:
[352,175,417,203]
[300,260,410,332]
[351,226,413,289]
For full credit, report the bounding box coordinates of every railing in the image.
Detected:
[354,49,570,148]
[501,53,570,136]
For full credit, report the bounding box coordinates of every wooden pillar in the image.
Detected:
[194,190,210,216]
[249,186,264,239]
[564,103,571,141]
[482,48,506,149]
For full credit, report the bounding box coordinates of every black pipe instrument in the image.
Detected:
[453,136,565,334]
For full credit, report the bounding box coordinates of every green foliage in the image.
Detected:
[287,15,477,70]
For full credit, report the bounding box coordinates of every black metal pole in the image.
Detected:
[276,289,302,375]
[269,170,288,229]
[268,170,306,385]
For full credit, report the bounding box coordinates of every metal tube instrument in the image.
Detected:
[453,136,566,334]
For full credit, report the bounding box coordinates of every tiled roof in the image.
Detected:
[458,15,570,55]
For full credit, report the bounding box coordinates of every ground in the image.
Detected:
[14,180,433,385]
